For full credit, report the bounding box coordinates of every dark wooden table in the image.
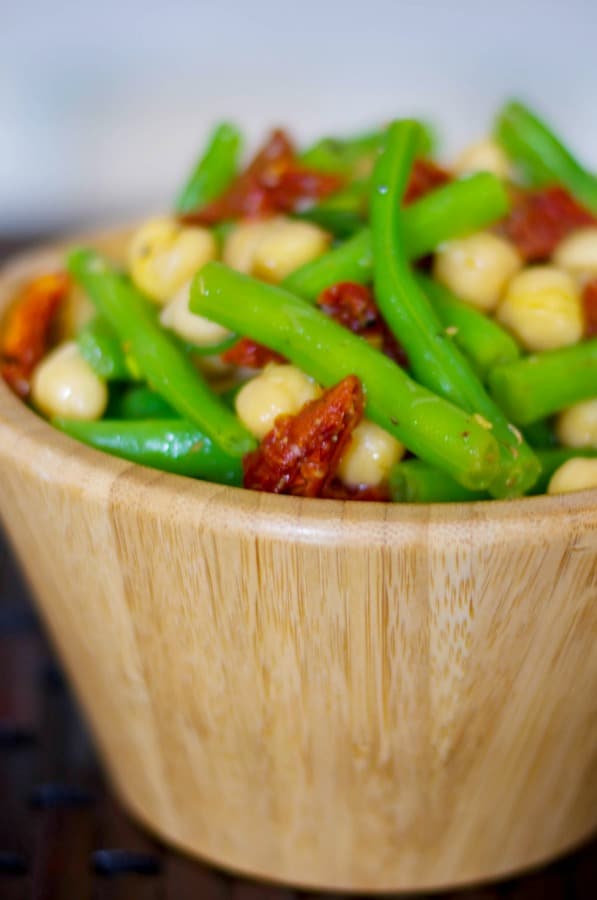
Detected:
[0,237,595,898]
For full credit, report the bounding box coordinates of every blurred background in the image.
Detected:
[2,0,597,237]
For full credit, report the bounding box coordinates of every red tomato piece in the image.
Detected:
[317,281,379,332]
[316,282,408,367]
[404,158,451,205]
[267,167,342,214]
[501,186,596,261]
[1,272,70,399]
[582,278,597,338]
[243,375,364,497]
[182,129,342,224]
[221,337,285,369]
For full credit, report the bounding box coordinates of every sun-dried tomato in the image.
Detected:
[404,158,451,205]
[1,272,70,399]
[267,167,342,214]
[500,186,596,261]
[243,375,364,497]
[582,278,597,338]
[221,337,285,369]
[182,129,343,224]
[316,281,408,367]
[317,281,378,332]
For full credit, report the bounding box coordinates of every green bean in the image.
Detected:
[77,316,132,381]
[112,385,178,420]
[54,418,243,484]
[495,100,597,212]
[67,249,255,457]
[191,263,500,490]
[175,122,243,214]
[294,180,368,237]
[488,340,597,425]
[370,120,539,498]
[299,121,436,176]
[113,382,244,419]
[403,171,510,258]
[211,221,236,250]
[283,173,510,301]
[299,129,383,176]
[416,274,521,379]
[296,207,363,238]
[389,448,597,502]
[389,459,490,503]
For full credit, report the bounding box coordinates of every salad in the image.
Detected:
[2,99,597,502]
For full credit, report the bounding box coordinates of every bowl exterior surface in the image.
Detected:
[1,239,596,892]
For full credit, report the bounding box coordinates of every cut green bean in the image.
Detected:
[77,316,132,381]
[283,173,510,301]
[299,121,436,176]
[112,385,178,420]
[370,120,539,497]
[403,171,510,258]
[54,417,243,484]
[495,100,597,213]
[211,221,236,250]
[294,180,368,237]
[192,263,500,490]
[416,274,521,379]
[389,448,597,503]
[489,340,597,425]
[176,122,243,214]
[389,459,490,503]
[299,129,383,176]
[67,249,255,457]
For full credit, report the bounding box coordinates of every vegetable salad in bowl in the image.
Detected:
[2,99,597,502]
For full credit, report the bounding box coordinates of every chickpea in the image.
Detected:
[224,216,330,282]
[160,281,232,348]
[552,226,597,279]
[252,219,331,283]
[31,341,108,421]
[337,420,404,488]
[556,399,597,449]
[548,457,597,494]
[235,364,320,439]
[433,233,522,312]
[129,217,217,304]
[496,266,583,351]
[223,219,281,273]
[454,138,511,179]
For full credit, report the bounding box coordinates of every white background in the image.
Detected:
[2,0,597,232]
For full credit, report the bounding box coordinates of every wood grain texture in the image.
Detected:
[0,234,596,893]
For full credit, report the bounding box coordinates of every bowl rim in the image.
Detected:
[1,230,597,541]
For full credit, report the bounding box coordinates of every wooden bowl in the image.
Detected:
[0,233,596,893]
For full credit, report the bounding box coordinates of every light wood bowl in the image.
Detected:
[0,232,596,893]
